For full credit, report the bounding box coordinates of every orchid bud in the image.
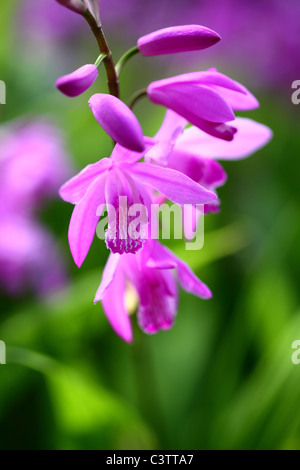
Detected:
[56,64,98,97]
[83,0,101,25]
[89,94,145,152]
[55,0,87,15]
[137,25,221,56]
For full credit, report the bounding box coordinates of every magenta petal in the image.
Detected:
[68,173,106,267]
[176,118,272,160]
[131,162,218,205]
[94,253,120,301]
[137,268,178,334]
[148,82,235,124]
[111,138,155,164]
[138,25,221,56]
[89,94,145,152]
[168,151,227,188]
[149,242,212,299]
[176,258,212,299]
[190,119,237,141]
[59,158,111,204]
[100,266,133,343]
[56,64,98,97]
[146,110,187,164]
[214,84,259,111]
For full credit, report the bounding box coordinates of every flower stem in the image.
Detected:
[129,88,148,110]
[83,9,119,98]
[115,46,139,77]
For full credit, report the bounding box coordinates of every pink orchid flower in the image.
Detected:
[147,69,259,141]
[94,240,212,342]
[147,110,273,238]
[59,140,217,264]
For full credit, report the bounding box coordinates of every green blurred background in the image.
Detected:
[0,0,300,450]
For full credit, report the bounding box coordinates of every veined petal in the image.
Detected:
[138,25,221,56]
[89,94,145,152]
[176,118,272,160]
[59,158,111,204]
[100,267,133,343]
[130,162,218,205]
[137,268,178,334]
[68,173,106,267]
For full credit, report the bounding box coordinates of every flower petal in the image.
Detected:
[146,110,187,164]
[99,266,133,343]
[59,158,111,204]
[89,94,145,152]
[168,151,227,187]
[148,82,235,124]
[175,118,272,160]
[68,173,106,267]
[149,242,212,299]
[94,253,120,301]
[111,138,155,164]
[138,25,221,56]
[130,162,218,205]
[56,64,98,97]
[176,257,212,299]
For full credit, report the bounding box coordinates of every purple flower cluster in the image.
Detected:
[19,1,300,89]
[0,120,70,296]
[56,2,272,341]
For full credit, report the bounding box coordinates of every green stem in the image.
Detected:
[115,46,139,77]
[94,52,107,68]
[83,9,119,98]
[128,88,148,110]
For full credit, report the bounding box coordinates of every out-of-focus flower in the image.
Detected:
[0,120,71,213]
[147,69,259,141]
[94,240,212,342]
[0,119,71,296]
[89,94,145,151]
[0,215,67,296]
[56,64,98,97]
[59,140,217,263]
[18,0,84,40]
[137,25,221,56]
